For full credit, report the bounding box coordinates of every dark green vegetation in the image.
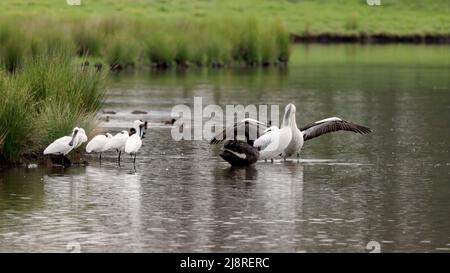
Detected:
[2,0,449,72]
[0,16,290,72]
[0,53,106,163]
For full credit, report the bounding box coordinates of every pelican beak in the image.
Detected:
[68,129,78,147]
[285,107,292,119]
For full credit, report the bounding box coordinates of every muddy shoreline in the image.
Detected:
[290,33,450,44]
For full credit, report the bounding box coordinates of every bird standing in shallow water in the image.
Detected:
[210,103,371,166]
[253,104,294,162]
[43,127,87,167]
[210,118,267,166]
[85,133,113,163]
[103,128,137,166]
[125,120,146,171]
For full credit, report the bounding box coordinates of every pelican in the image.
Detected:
[85,133,113,162]
[253,104,294,161]
[43,127,87,166]
[103,128,137,166]
[125,120,146,170]
[210,118,267,166]
[210,104,371,166]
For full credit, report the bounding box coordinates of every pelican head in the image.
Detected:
[68,127,79,147]
[282,103,296,127]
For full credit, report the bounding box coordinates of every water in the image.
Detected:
[1,45,449,252]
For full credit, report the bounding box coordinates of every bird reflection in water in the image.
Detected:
[224,165,258,181]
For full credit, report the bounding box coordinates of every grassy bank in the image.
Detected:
[2,0,449,72]
[0,16,290,72]
[1,0,449,36]
[0,53,106,163]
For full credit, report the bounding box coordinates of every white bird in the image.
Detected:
[254,104,294,161]
[103,128,137,166]
[72,127,88,149]
[125,120,146,170]
[85,133,112,162]
[43,127,87,166]
[282,104,303,161]
[44,130,76,156]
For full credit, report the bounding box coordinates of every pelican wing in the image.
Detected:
[253,130,276,150]
[210,118,267,144]
[301,117,371,141]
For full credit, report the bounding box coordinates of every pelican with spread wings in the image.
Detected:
[210,103,371,166]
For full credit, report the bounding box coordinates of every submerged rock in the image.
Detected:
[131,110,147,114]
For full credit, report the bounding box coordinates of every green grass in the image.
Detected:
[0,53,106,162]
[0,15,291,70]
[0,0,448,35]
[1,0,448,71]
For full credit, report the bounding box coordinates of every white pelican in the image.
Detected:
[43,127,87,166]
[210,104,371,166]
[85,133,112,161]
[125,120,146,170]
[103,128,137,166]
[253,104,294,161]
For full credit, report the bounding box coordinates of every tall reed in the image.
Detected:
[0,16,291,71]
[0,53,106,162]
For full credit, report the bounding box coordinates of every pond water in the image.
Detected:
[0,45,449,252]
